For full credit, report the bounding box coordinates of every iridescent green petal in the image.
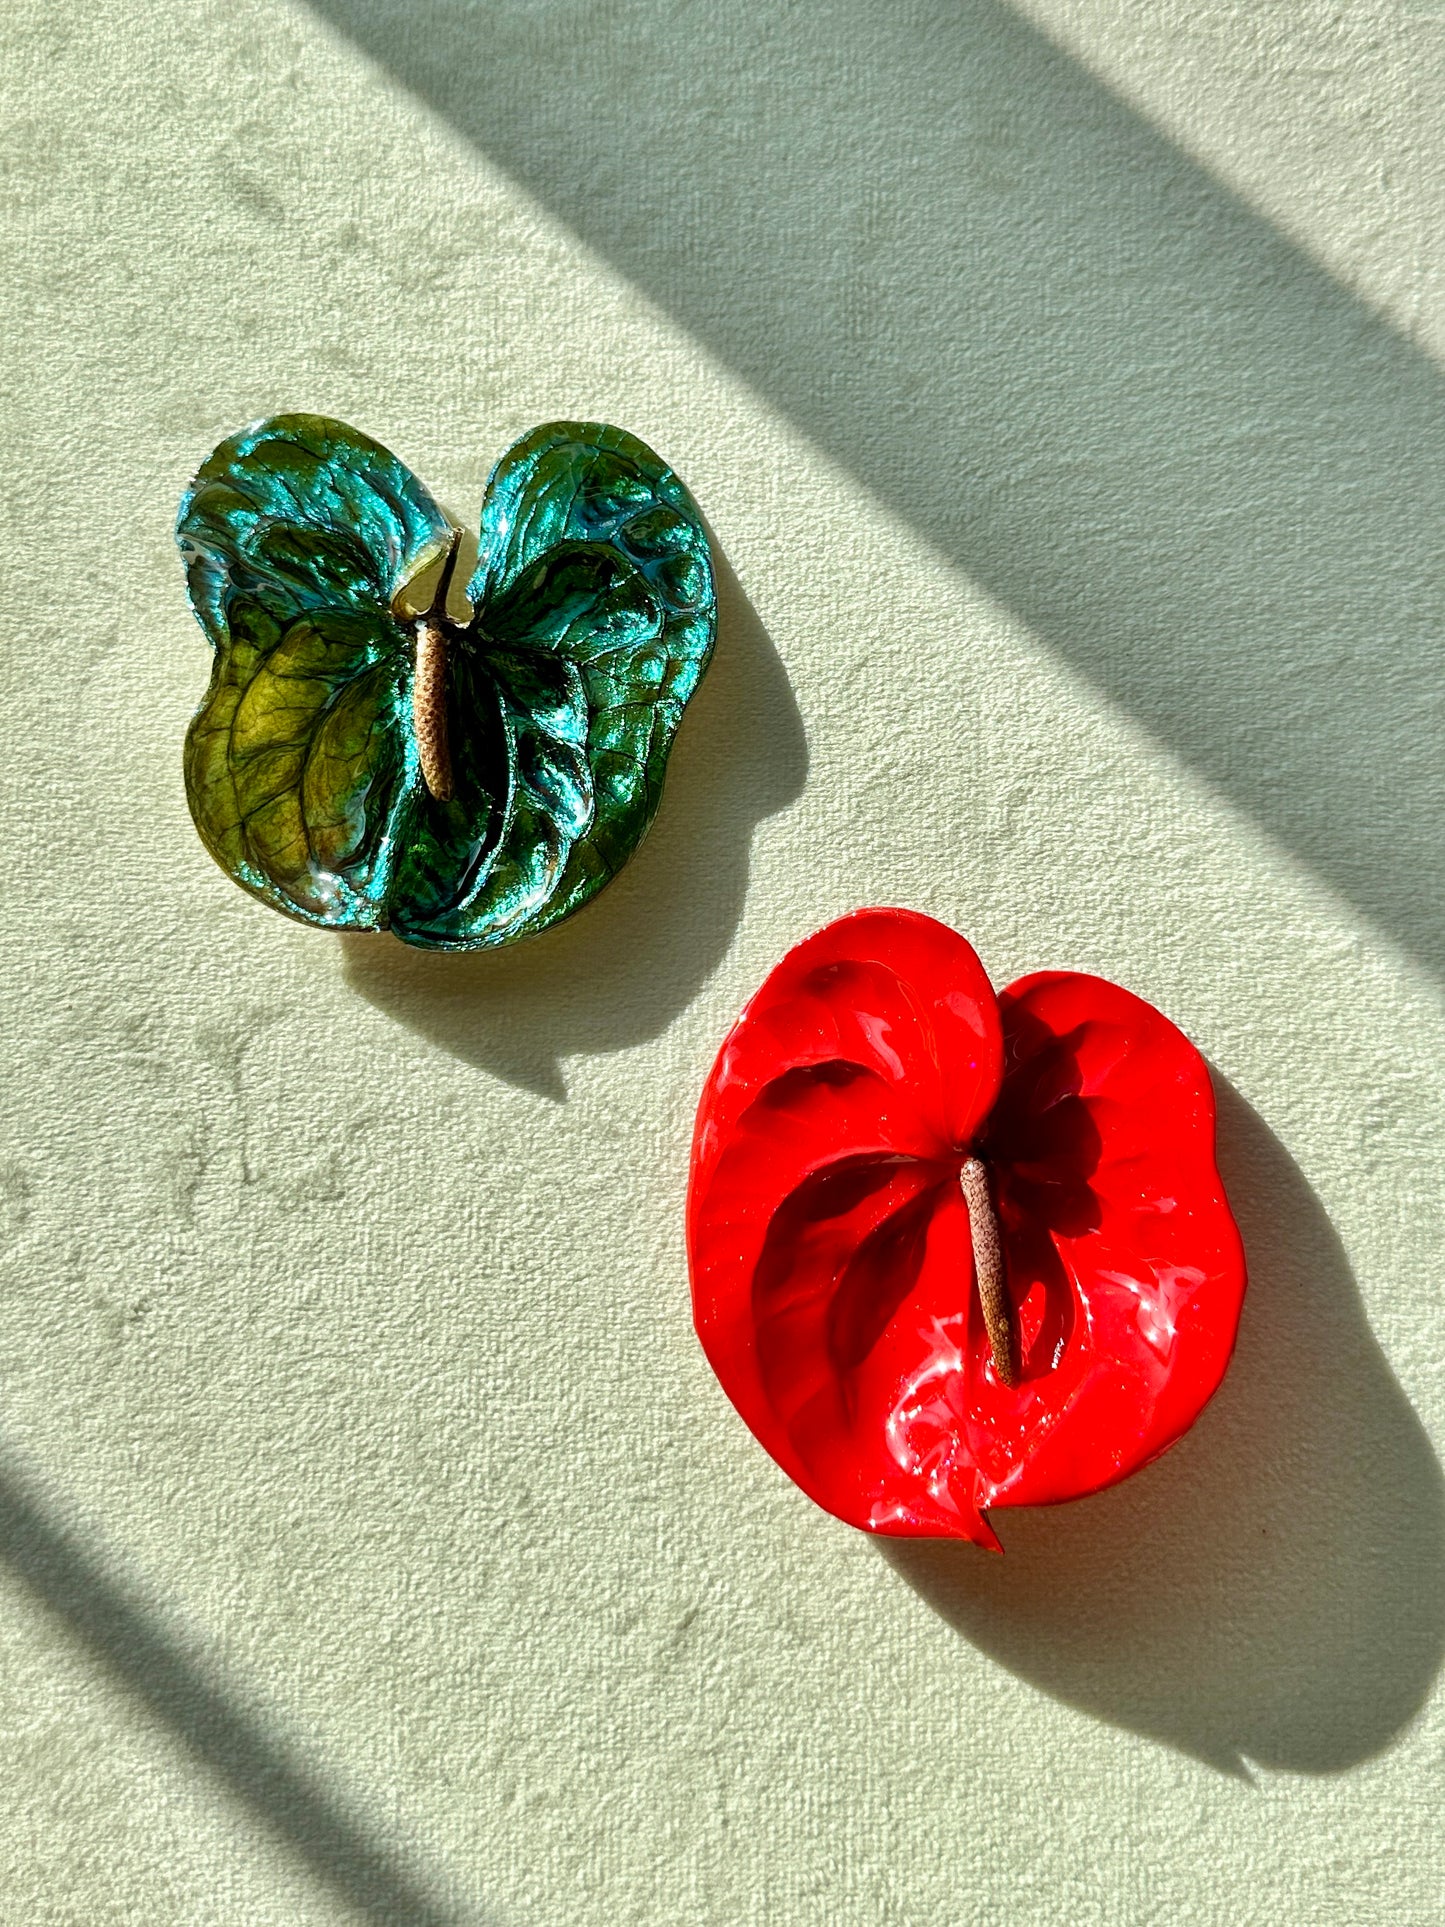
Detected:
[177,415,448,928]
[448,422,715,946]
[178,415,715,949]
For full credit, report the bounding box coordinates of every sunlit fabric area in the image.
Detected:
[0,3,1441,1920]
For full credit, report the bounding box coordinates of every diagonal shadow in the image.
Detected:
[305,0,1445,976]
[341,543,806,1095]
[880,1077,1445,1776]
[0,1460,469,1926]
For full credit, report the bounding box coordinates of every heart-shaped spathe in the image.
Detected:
[177,415,715,949]
[687,909,1247,1548]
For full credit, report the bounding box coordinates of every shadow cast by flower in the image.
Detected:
[881,1077,1445,1776]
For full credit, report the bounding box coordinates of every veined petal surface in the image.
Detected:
[177,416,715,947]
[178,415,450,929]
[459,422,716,943]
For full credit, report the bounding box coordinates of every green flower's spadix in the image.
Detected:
[177,414,716,949]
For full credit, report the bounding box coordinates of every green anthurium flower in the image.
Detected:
[177,414,716,949]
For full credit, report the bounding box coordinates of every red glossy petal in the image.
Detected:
[691,909,1004,1178]
[687,912,1246,1547]
[985,971,1247,1509]
[687,910,1006,1545]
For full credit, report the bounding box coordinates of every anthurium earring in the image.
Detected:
[686,909,1246,1549]
[177,415,715,948]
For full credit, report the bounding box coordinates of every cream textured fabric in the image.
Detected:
[1,2,1442,1921]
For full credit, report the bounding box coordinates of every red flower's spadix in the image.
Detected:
[686,910,1246,1549]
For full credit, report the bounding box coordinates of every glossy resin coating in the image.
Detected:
[177,415,715,948]
[686,909,1247,1548]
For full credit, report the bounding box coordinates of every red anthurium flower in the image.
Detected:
[686,910,1246,1549]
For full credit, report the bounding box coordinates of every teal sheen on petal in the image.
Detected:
[177,414,716,949]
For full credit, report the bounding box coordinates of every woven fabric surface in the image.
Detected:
[0,3,1442,1921]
